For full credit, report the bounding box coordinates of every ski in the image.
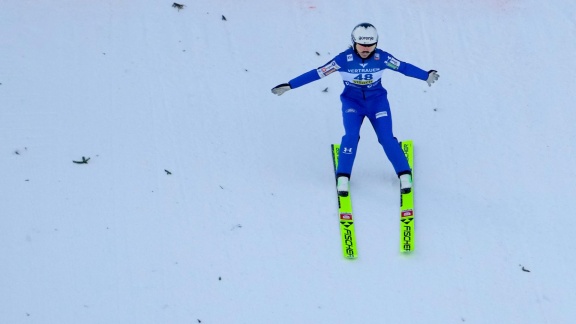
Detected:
[331,144,358,259]
[400,140,415,252]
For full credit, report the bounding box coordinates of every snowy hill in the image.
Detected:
[2,0,576,323]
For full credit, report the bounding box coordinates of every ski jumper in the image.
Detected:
[288,48,428,178]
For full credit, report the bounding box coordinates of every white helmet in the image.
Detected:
[351,23,378,46]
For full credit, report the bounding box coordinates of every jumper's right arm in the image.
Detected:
[271,59,340,96]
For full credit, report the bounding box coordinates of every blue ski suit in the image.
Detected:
[288,47,429,178]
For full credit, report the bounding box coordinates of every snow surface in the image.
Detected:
[2,0,576,323]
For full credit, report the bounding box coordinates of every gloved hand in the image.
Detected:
[271,83,291,96]
[426,70,439,87]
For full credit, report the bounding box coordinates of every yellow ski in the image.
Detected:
[400,140,415,252]
[331,144,358,259]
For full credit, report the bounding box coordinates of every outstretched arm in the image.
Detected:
[271,69,319,96]
[398,63,440,87]
[385,55,439,86]
[271,59,341,96]
[271,68,326,96]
